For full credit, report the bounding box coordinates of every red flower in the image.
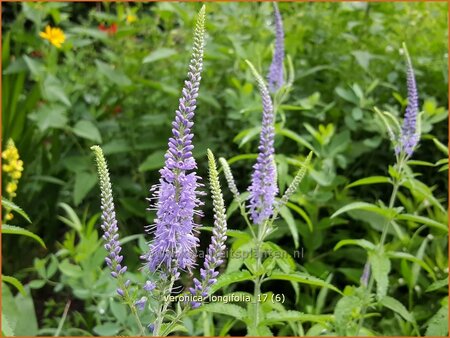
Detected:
[98,23,118,36]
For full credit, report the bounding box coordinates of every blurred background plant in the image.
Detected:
[1,2,448,336]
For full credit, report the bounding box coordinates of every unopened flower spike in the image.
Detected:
[246,60,278,225]
[142,5,206,275]
[267,2,285,92]
[219,157,241,203]
[190,149,228,308]
[91,145,130,298]
[278,151,312,209]
[396,43,420,157]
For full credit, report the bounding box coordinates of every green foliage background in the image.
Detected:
[1,2,448,336]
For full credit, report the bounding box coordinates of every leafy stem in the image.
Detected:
[356,155,408,335]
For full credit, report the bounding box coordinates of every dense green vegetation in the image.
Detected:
[2,2,448,336]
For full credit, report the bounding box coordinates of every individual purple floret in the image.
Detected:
[360,261,371,287]
[396,48,419,157]
[267,2,285,92]
[247,62,279,225]
[135,297,148,311]
[91,146,129,297]
[142,6,206,274]
[190,150,228,308]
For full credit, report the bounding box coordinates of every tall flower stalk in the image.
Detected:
[142,6,206,336]
[356,45,421,335]
[218,60,312,332]
[190,149,228,308]
[143,5,205,277]
[91,145,145,336]
[247,60,279,226]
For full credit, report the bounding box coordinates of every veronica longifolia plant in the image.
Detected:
[92,6,229,336]
[220,60,312,332]
[331,44,426,336]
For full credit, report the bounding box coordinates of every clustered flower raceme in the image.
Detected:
[267,2,285,92]
[91,146,130,298]
[247,61,279,225]
[190,150,228,308]
[396,47,420,157]
[2,139,24,220]
[141,5,206,277]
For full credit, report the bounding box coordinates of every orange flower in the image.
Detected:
[39,25,65,48]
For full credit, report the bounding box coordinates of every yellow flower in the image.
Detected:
[126,14,137,24]
[39,25,65,48]
[2,139,23,199]
[5,213,13,221]
[6,182,17,196]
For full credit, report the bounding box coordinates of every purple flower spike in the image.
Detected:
[247,61,279,225]
[143,6,206,274]
[91,146,129,281]
[396,47,420,157]
[190,150,228,307]
[267,2,285,92]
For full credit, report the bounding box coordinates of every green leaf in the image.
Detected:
[426,277,448,292]
[72,120,102,143]
[432,138,448,155]
[58,259,83,278]
[279,205,299,248]
[276,127,317,154]
[346,176,391,189]
[29,103,68,131]
[73,171,97,206]
[266,271,342,294]
[334,293,364,336]
[262,242,296,273]
[425,305,448,336]
[143,48,177,63]
[285,202,313,232]
[396,214,447,232]
[95,60,132,86]
[58,202,82,232]
[369,251,391,299]
[331,201,395,219]
[210,270,253,294]
[42,75,71,107]
[199,303,247,321]
[93,323,121,336]
[1,197,31,223]
[387,251,436,280]
[261,310,333,325]
[12,286,38,336]
[23,55,45,78]
[2,312,14,336]
[379,296,414,323]
[2,225,46,249]
[334,239,375,251]
[110,299,127,324]
[138,150,166,172]
[2,276,26,296]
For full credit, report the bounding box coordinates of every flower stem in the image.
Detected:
[152,277,175,336]
[356,157,405,335]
